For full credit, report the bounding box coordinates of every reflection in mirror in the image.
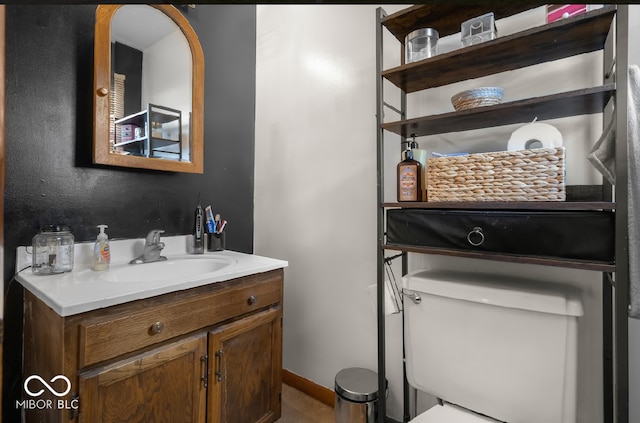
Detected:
[111,6,192,162]
[93,5,204,173]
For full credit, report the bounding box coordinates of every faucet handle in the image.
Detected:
[146,229,165,245]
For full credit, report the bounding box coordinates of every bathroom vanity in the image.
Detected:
[17,238,287,423]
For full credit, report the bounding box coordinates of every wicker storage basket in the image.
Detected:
[426,147,566,202]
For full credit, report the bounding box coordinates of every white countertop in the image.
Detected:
[15,235,288,317]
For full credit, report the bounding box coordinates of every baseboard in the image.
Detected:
[282,369,335,407]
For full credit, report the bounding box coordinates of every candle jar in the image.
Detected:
[405,28,439,63]
[32,224,74,275]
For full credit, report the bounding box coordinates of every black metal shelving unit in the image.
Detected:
[114,103,182,160]
[376,5,629,423]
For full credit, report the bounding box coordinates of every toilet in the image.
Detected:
[403,270,584,423]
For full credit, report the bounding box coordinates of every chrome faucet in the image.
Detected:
[130,229,167,264]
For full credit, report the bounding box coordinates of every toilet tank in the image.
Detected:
[403,270,583,423]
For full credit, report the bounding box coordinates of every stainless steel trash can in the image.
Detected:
[334,367,381,423]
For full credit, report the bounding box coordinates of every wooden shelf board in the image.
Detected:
[382,84,615,137]
[383,244,615,272]
[382,200,615,211]
[382,6,616,93]
[381,4,536,41]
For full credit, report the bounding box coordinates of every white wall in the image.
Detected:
[254,5,639,422]
[254,2,387,397]
[143,30,192,159]
[142,31,191,112]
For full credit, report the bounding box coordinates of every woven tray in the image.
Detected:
[426,147,566,202]
[451,96,502,110]
[451,87,504,111]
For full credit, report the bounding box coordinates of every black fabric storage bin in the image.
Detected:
[386,209,615,263]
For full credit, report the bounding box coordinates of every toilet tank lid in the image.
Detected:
[403,270,583,317]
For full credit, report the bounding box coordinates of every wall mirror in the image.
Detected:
[93,5,204,173]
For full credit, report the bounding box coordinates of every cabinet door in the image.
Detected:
[208,307,282,423]
[78,333,207,423]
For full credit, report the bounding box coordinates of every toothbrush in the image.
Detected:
[206,205,215,222]
[214,214,221,232]
[205,206,215,232]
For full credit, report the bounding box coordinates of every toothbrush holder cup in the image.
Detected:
[207,232,226,251]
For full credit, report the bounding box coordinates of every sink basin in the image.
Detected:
[102,255,235,283]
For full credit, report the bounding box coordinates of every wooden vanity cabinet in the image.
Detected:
[208,307,282,423]
[22,269,284,423]
[78,333,208,423]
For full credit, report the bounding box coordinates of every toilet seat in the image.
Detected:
[411,403,501,423]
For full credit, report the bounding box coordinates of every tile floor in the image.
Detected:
[277,384,335,423]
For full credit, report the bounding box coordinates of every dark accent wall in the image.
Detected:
[2,5,256,419]
[113,41,143,116]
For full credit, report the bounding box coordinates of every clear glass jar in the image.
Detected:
[32,224,74,275]
[405,28,439,63]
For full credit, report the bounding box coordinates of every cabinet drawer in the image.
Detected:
[78,272,282,367]
[386,209,615,263]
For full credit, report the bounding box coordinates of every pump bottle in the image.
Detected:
[397,144,422,202]
[92,225,110,271]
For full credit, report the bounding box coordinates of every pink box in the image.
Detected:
[546,4,587,23]
[120,124,138,142]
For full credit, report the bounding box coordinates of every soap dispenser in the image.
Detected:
[397,141,422,202]
[91,225,111,271]
[408,137,427,193]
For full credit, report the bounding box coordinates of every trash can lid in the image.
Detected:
[335,367,381,402]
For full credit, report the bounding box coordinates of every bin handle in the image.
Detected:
[467,226,485,246]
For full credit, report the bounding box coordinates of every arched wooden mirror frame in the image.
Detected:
[93,5,204,173]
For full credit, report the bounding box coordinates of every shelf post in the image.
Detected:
[613,5,630,423]
[375,7,387,423]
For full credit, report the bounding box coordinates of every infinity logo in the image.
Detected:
[24,375,71,397]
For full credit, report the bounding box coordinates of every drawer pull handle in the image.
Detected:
[215,350,224,382]
[467,227,485,247]
[248,295,257,305]
[150,321,164,335]
[201,355,209,388]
